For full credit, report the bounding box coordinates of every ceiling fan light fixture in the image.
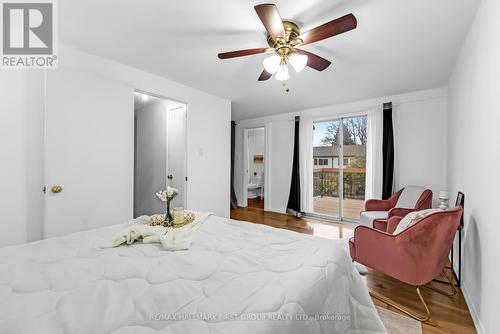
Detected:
[263,54,280,74]
[289,53,308,72]
[275,63,290,81]
[218,4,357,82]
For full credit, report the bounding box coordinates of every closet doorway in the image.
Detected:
[243,127,266,209]
[133,91,187,217]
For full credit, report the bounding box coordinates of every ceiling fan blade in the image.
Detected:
[299,13,357,46]
[296,50,331,71]
[254,4,285,39]
[258,69,272,81]
[218,48,268,59]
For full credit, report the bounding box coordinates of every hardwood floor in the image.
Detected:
[231,207,477,334]
[313,197,364,220]
[247,197,264,209]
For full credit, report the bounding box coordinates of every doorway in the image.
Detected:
[311,115,367,221]
[244,127,266,209]
[133,91,187,217]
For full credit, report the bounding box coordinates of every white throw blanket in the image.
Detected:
[102,211,212,250]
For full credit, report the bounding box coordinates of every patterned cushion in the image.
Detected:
[393,208,442,235]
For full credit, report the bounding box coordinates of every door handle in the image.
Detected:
[167,175,173,180]
[51,185,63,194]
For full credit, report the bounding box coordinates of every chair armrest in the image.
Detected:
[365,189,403,211]
[388,207,415,218]
[365,199,391,211]
[351,226,396,263]
[386,216,403,234]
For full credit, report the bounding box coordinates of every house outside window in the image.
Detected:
[319,158,328,166]
[338,158,350,166]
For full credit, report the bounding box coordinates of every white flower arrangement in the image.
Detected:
[156,187,179,227]
[156,187,179,202]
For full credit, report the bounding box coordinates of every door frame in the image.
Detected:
[242,126,269,210]
[307,113,368,223]
[133,89,188,210]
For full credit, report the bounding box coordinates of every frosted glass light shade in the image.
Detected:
[275,64,290,81]
[289,53,308,72]
[263,54,280,74]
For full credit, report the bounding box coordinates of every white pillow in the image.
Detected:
[393,208,442,235]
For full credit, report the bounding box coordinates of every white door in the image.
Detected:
[44,68,134,238]
[166,104,187,208]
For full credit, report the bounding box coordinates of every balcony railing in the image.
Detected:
[313,168,366,200]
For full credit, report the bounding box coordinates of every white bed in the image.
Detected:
[0,215,385,334]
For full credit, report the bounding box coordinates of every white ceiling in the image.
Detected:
[60,0,479,120]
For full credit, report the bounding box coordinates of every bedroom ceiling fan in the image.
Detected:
[217,4,357,82]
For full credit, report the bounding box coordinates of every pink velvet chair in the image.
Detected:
[350,206,463,322]
[361,186,433,231]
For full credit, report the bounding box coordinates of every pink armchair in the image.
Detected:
[361,186,433,231]
[349,206,463,321]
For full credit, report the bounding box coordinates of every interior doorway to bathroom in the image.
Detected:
[243,127,266,209]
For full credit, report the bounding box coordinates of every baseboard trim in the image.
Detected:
[266,208,286,214]
[461,281,485,334]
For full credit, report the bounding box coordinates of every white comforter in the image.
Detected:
[0,215,385,334]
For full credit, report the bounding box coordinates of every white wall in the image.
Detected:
[134,100,169,216]
[235,88,447,213]
[447,1,500,332]
[247,128,265,180]
[0,71,45,247]
[393,97,447,206]
[60,45,231,218]
[0,45,231,246]
[56,45,231,219]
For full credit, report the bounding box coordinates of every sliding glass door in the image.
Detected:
[312,115,367,221]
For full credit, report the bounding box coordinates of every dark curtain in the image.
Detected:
[382,102,394,200]
[230,121,238,209]
[287,116,301,215]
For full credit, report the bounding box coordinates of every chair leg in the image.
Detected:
[424,268,457,296]
[370,286,431,322]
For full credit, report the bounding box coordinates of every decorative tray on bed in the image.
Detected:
[148,211,196,228]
